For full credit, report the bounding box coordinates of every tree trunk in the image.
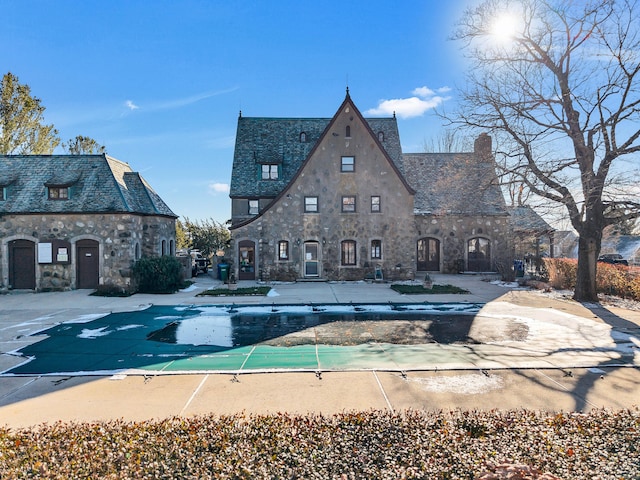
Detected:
[574,233,600,302]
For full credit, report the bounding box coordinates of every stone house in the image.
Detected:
[229,91,511,282]
[0,154,177,291]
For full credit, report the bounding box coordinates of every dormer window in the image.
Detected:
[378,131,384,142]
[299,132,307,143]
[261,164,279,180]
[48,186,69,200]
[0,186,6,201]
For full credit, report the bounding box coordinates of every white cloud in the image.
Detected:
[125,100,139,110]
[208,182,230,194]
[366,86,451,119]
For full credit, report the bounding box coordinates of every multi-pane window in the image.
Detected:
[371,240,382,260]
[278,240,289,260]
[261,164,279,180]
[341,240,357,265]
[48,187,69,200]
[341,156,355,172]
[249,200,259,215]
[342,196,356,212]
[304,196,318,213]
[371,195,381,212]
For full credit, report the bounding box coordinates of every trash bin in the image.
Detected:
[217,263,229,282]
[513,260,524,277]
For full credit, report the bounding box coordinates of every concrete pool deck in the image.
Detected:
[1,274,639,429]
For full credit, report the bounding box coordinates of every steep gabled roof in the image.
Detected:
[0,154,176,217]
[229,95,405,198]
[402,152,508,216]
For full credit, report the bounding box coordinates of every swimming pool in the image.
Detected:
[3,302,507,376]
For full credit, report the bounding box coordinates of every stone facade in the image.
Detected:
[0,213,175,291]
[228,92,512,282]
[1,154,177,291]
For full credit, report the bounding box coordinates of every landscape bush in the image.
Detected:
[1,409,638,479]
[542,258,640,300]
[132,255,185,294]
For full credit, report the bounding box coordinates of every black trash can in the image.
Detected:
[217,263,229,282]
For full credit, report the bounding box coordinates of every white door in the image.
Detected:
[304,242,320,277]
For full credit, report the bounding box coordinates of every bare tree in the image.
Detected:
[453,0,640,301]
[422,128,473,153]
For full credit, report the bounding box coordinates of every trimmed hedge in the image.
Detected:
[542,258,640,300]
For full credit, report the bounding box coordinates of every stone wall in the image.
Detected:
[414,213,512,273]
[0,213,175,291]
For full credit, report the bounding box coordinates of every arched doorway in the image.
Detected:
[76,239,99,289]
[238,240,255,280]
[9,239,36,289]
[467,237,491,272]
[417,237,440,271]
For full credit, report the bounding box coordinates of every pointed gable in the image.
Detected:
[229,93,408,200]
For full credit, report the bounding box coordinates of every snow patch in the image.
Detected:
[412,373,504,394]
[78,327,113,339]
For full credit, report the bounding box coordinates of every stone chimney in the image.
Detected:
[474,133,492,162]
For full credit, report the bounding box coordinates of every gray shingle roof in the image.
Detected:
[508,205,554,233]
[229,116,403,197]
[402,153,508,216]
[0,154,176,217]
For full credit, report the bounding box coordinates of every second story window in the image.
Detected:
[304,196,318,213]
[249,200,259,215]
[342,196,356,212]
[341,156,355,172]
[261,164,279,180]
[48,186,69,200]
[371,196,381,212]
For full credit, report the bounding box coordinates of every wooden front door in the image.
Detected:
[238,240,255,280]
[9,240,36,289]
[417,238,440,271]
[76,239,99,289]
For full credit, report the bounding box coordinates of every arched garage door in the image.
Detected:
[9,239,36,289]
[76,239,99,289]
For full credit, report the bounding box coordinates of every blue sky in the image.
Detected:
[3,0,475,223]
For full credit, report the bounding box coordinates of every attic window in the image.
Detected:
[48,186,69,200]
[300,132,307,143]
[378,131,384,142]
[345,125,351,138]
[341,156,355,172]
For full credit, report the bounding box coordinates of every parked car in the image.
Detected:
[597,253,629,266]
[190,250,211,276]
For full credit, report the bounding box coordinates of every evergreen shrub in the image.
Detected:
[133,255,184,294]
